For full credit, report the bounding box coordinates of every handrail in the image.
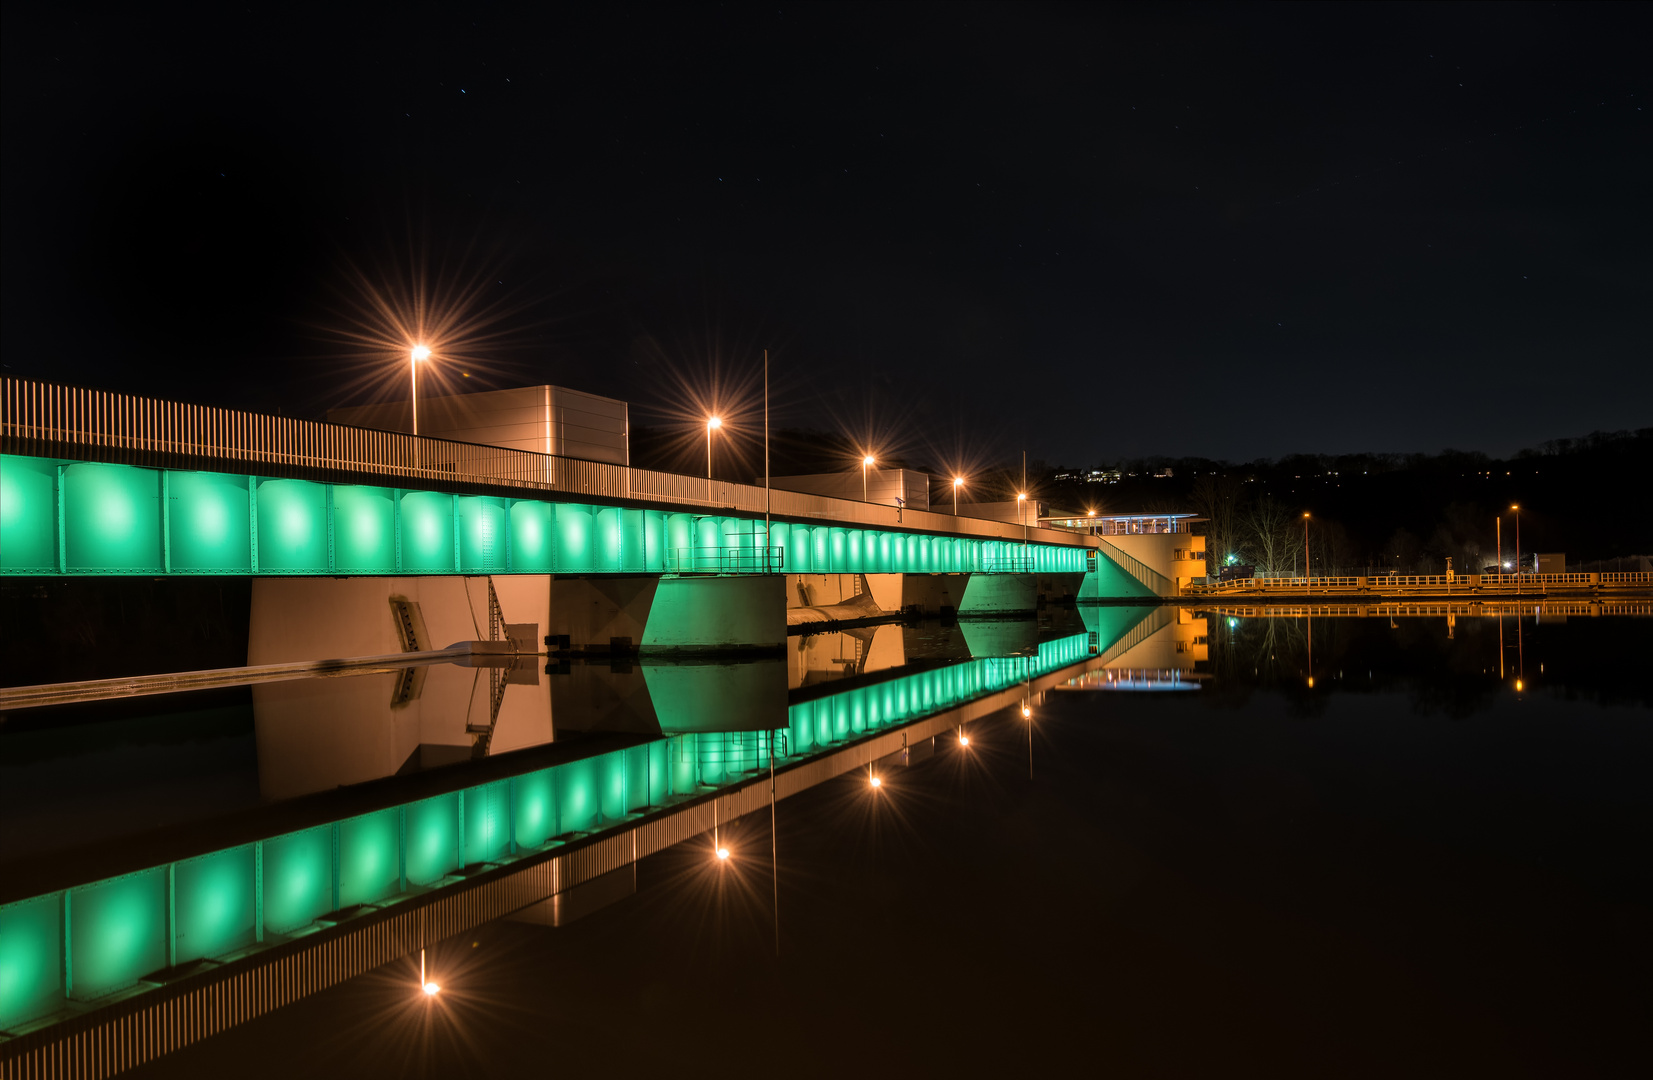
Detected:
[1,376,1086,549]
[1092,536,1174,596]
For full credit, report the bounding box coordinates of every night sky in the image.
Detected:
[2,3,1648,467]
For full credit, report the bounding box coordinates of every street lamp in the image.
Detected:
[953,475,964,515]
[862,455,875,502]
[409,344,431,436]
[706,416,722,501]
[1511,503,1521,593]
[1303,512,1311,591]
[1018,492,1028,547]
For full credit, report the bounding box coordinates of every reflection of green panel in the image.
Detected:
[512,770,555,848]
[338,809,400,907]
[401,491,454,572]
[599,751,626,820]
[559,758,599,833]
[464,781,510,865]
[458,496,505,573]
[556,504,593,572]
[594,507,622,572]
[509,500,553,571]
[0,893,64,1028]
[331,485,396,572]
[63,462,161,571]
[174,846,255,965]
[404,794,459,885]
[263,827,332,933]
[70,869,166,1000]
[254,479,327,571]
[168,471,250,571]
[0,455,59,572]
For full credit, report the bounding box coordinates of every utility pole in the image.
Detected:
[764,349,771,571]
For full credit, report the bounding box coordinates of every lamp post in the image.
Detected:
[706,416,722,501]
[953,476,963,515]
[409,344,431,436]
[1018,492,1028,548]
[1087,507,1096,536]
[862,455,875,502]
[1511,503,1521,593]
[1303,512,1311,593]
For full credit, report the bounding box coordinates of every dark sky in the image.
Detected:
[2,2,1648,467]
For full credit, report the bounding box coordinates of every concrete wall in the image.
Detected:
[639,575,785,654]
[770,469,930,510]
[957,573,1036,616]
[1105,531,1207,590]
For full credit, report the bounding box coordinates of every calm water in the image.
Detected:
[4,608,1649,1077]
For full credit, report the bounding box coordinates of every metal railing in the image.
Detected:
[1200,571,1653,593]
[664,547,786,573]
[1092,537,1175,596]
[1,376,1087,550]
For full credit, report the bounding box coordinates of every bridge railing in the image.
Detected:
[1,376,1087,550]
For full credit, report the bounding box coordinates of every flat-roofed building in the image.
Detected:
[327,385,628,465]
[770,469,930,510]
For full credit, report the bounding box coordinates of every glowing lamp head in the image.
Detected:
[869,776,882,788]
[958,735,970,747]
[1510,504,1519,511]
[1515,679,1524,692]
[1307,676,1315,688]
[411,344,431,363]
[707,416,722,430]
[422,982,440,996]
[1017,492,1027,501]
[1021,706,1032,718]
[716,846,730,861]
[954,476,963,486]
[863,455,875,466]
[1303,512,1310,519]
[1086,509,1096,517]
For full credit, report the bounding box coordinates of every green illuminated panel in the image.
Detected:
[593,507,622,572]
[509,500,554,572]
[70,869,166,1000]
[404,794,459,885]
[63,462,162,572]
[559,758,600,833]
[262,826,331,934]
[173,846,256,965]
[0,455,59,572]
[254,479,327,572]
[167,471,251,571]
[458,496,506,573]
[556,504,593,572]
[0,893,64,1028]
[338,809,400,907]
[400,491,454,572]
[332,485,396,573]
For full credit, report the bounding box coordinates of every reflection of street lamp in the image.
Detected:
[862,455,875,502]
[953,475,964,515]
[706,416,722,501]
[410,344,431,436]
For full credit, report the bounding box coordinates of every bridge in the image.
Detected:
[0,379,1170,658]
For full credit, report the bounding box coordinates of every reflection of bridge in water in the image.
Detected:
[0,605,1206,1074]
[1203,600,1653,619]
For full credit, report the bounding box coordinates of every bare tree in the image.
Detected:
[1239,494,1303,574]
[1189,474,1244,569]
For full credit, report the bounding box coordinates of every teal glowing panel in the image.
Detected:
[556,504,593,572]
[404,795,459,885]
[173,846,256,965]
[400,491,454,572]
[338,809,400,907]
[458,496,506,573]
[167,471,250,571]
[509,500,553,572]
[558,757,599,833]
[332,485,396,573]
[593,507,622,572]
[254,479,327,572]
[0,455,58,572]
[262,827,331,934]
[70,869,166,1000]
[0,893,64,1028]
[63,462,161,571]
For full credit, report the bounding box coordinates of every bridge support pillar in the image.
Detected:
[957,573,1036,617]
[640,574,785,656]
